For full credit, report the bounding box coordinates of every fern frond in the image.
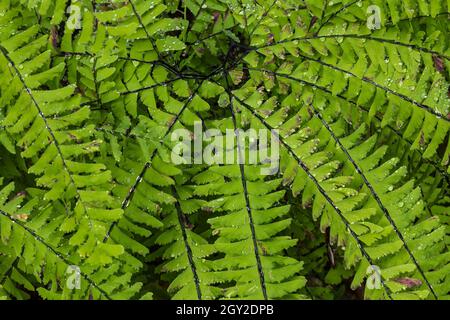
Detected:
[229,81,448,299]
[246,15,450,168]
[0,181,116,299]
[185,85,307,299]
[0,0,448,301]
[152,181,219,300]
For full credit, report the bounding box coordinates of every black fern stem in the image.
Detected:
[230,102,269,300]
[242,66,449,182]
[229,92,394,300]
[58,52,201,79]
[0,257,18,286]
[127,0,163,61]
[91,1,100,110]
[0,45,72,180]
[62,33,450,64]
[0,45,95,228]
[224,77,269,300]
[172,187,203,300]
[117,57,210,80]
[127,0,179,70]
[0,208,111,299]
[185,30,226,46]
[183,0,208,44]
[315,0,361,34]
[250,34,450,61]
[103,85,200,242]
[120,77,182,95]
[310,103,439,299]
[236,0,250,39]
[85,79,182,110]
[248,0,280,37]
[318,0,330,30]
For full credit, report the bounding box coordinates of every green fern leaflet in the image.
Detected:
[0,0,449,300]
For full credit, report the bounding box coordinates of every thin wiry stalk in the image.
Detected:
[172,186,203,300]
[309,103,438,299]
[117,57,210,79]
[85,78,183,111]
[59,52,206,80]
[224,77,269,300]
[119,77,182,95]
[127,0,179,70]
[103,48,251,242]
[315,0,360,34]
[0,45,96,229]
[237,0,250,39]
[103,84,201,242]
[185,30,227,46]
[127,0,163,61]
[291,53,447,120]
[0,257,18,287]
[91,0,100,110]
[248,0,278,37]
[92,57,101,110]
[183,0,208,44]
[318,0,330,29]
[249,34,450,61]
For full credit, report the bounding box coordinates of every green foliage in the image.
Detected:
[0,0,448,300]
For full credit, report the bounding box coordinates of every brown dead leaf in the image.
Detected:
[394,277,422,288]
[432,54,445,73]
[13,213,29,221]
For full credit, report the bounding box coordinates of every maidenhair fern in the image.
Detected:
[0,0,448,300]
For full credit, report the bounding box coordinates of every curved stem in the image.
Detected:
[250,34,450,61]
[171,186,203,300]
[248,0,278,37]
[296,54,447,120]
[103,83,201,242]
[103,45,252,242]
[0,45,95,229]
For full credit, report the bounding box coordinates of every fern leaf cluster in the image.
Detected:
[0,0,448,300]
